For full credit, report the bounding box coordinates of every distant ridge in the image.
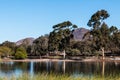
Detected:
[15,28,89,45]
[16,37,35,46]
[73,28,89,41]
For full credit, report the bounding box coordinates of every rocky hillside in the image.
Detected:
[73,28,89,41]
[15,28,89,45]
[16,37,35,46]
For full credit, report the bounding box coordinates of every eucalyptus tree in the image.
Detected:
[113,31,120,53]
[72,41,93,55]
[84,10,110,59]
[32,36,48,57]
[109,26,120,53]
[48,21,78,58]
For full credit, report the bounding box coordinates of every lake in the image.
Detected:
[0,61,120,78]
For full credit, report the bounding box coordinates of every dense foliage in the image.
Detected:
[84,10,120,58]
[15,46,27,59]
[48,21,77,52]
[0,46,11,58]
[31,35,48,56]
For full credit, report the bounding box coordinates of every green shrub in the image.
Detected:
[15,46,27,59]
[66,48,80,56]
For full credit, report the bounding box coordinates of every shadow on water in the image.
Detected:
[0,61,120,77]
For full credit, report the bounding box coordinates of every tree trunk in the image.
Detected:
[39,54,41,59]
[7,53,9,58]
[63,50,66,59]
[101,47,105,60]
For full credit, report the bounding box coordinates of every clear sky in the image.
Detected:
[0,0,120,43]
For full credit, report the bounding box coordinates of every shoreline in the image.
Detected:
[1,57,120,62]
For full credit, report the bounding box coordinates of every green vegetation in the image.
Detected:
[84,10,110,59]
[66,48,80,56]
[0,73,120,80]
[83,10,120,58]
[31,35,49,56]
[0,46,11,58]
[48,21,77,51]
[48,21,78,58]
[15,46,27,59]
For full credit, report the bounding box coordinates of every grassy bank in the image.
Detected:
[0,73,120,80]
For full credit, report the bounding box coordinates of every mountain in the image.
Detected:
[15,28,89,46]
[73,28,89,41]
[16,37,35,46]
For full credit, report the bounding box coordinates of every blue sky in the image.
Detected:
[0,0,120,43]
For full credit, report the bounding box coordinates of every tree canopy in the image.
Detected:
[15,46,27,59]
[31,35,48,56]
[48,21,78,52]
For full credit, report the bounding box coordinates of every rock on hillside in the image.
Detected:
[73,28,89,41]
[16,37,35,46]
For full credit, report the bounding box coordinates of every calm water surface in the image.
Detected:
[0,61,120,77]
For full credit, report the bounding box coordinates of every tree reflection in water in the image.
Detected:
[0,61,120,77]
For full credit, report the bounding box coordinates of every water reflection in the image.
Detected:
[30,61,34,76]
[0,61,120,77]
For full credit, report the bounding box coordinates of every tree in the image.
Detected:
[1,41,16,55]
[0,46,11,58]
[72,41,93,56]
[26,45,32,55]
[84,10,110,59]
[48,31,59,51]
[48,21,78,58]
[109,26,120,53]
[66,48,80,56]
[31,35,48,57]
[15,46,27,59]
